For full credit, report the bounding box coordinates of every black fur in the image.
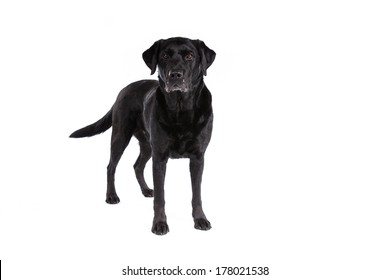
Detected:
[69,109,112,138]
[70,37,216,235]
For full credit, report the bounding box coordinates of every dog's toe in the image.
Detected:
[152,221,169,235]
[194,218,211,231]
[106,193,120,204]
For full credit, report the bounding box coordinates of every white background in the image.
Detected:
[1,0,389,279]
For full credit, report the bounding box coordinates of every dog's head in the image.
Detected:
[143,37,215,94]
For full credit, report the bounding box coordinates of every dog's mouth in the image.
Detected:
[164,82,188,93]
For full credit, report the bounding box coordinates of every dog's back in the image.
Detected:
[70,80,158,138]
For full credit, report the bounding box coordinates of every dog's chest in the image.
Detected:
[169,127,198,158]
[158,110,202,158]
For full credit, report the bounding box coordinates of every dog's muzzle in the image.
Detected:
[164,69,189,93]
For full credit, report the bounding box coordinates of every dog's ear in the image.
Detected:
[142,40,163,75]
[195,40,216,76]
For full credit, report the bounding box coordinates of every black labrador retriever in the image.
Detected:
[70,37,216,235]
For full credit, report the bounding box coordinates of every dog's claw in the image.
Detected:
[194,218,211,231]
[106,193,120,204]
[152,221,169,235]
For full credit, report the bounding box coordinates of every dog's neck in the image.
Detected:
[156,79,206,127]
[157,78,204,112]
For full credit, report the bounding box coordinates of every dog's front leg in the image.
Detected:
[190,157,212,230]
[151,156,169,235]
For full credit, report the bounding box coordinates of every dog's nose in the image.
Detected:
[169,70,184,80]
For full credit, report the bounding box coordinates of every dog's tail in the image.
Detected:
[69,108,113,138]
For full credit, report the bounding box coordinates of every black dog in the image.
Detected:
[70,37,216,235]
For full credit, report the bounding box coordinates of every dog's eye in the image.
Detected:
[162,53,169,60]
[185,53,194,61]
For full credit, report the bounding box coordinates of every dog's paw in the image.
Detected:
[152,221,169,235]
[194,218,212,231]
[105,193,120,204]
[142,188,154,198]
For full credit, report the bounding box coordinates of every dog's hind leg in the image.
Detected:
[106,117,135,204]
[133,139,153,197]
